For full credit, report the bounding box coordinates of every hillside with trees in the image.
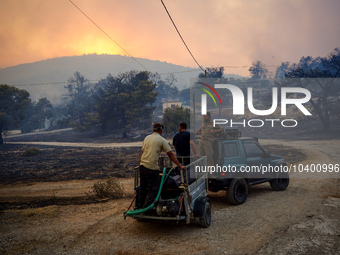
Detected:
[0,54,199,105]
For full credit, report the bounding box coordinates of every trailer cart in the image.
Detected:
[123,156,211,227]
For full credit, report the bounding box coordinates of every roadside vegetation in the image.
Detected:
[92,177,126,199]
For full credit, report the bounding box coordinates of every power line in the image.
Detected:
[68,0,150,72]
[224,65,280,69]
[158,69,201,75]
[160,0,205,73]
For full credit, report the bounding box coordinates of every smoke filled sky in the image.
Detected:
[0,0,339,76]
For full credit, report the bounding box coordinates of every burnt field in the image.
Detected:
[0,144,141,184]
[0,142,306,184]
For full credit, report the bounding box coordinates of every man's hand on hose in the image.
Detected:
[179,165,186,171]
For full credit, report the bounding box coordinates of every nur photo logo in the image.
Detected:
[193,78,313,128]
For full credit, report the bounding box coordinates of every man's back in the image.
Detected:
[140,132,171,170]
[173,130,193,156]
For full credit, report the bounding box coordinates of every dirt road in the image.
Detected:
[0,139,339,254]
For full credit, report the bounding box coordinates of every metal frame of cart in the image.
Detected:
[124,156,211,227]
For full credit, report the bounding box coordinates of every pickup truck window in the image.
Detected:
[224,142,239,157]
[243,142,264,158]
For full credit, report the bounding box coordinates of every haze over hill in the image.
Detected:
[0,54,243,104]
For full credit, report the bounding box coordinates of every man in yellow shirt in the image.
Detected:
[139,123,185,208]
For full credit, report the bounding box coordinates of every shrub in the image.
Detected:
[23,147,41,156]
[92,177,126,199]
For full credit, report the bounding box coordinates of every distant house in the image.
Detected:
[162,100,182,113]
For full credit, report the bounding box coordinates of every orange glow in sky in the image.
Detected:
[0,0,339,76]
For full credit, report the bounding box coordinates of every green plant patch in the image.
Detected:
[22,147,41,156]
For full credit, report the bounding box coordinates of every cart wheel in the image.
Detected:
[199,201,211,228]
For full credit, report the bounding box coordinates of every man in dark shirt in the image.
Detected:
[173,122,199,166]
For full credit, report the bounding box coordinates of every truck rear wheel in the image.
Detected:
[227,178,248,205]
[270,172,289,191]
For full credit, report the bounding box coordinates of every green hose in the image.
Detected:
[125,167,173,216]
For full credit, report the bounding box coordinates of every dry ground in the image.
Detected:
[0,133,339,254]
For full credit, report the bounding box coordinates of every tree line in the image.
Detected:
[247,48,340,130]
[0,70,189,144]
